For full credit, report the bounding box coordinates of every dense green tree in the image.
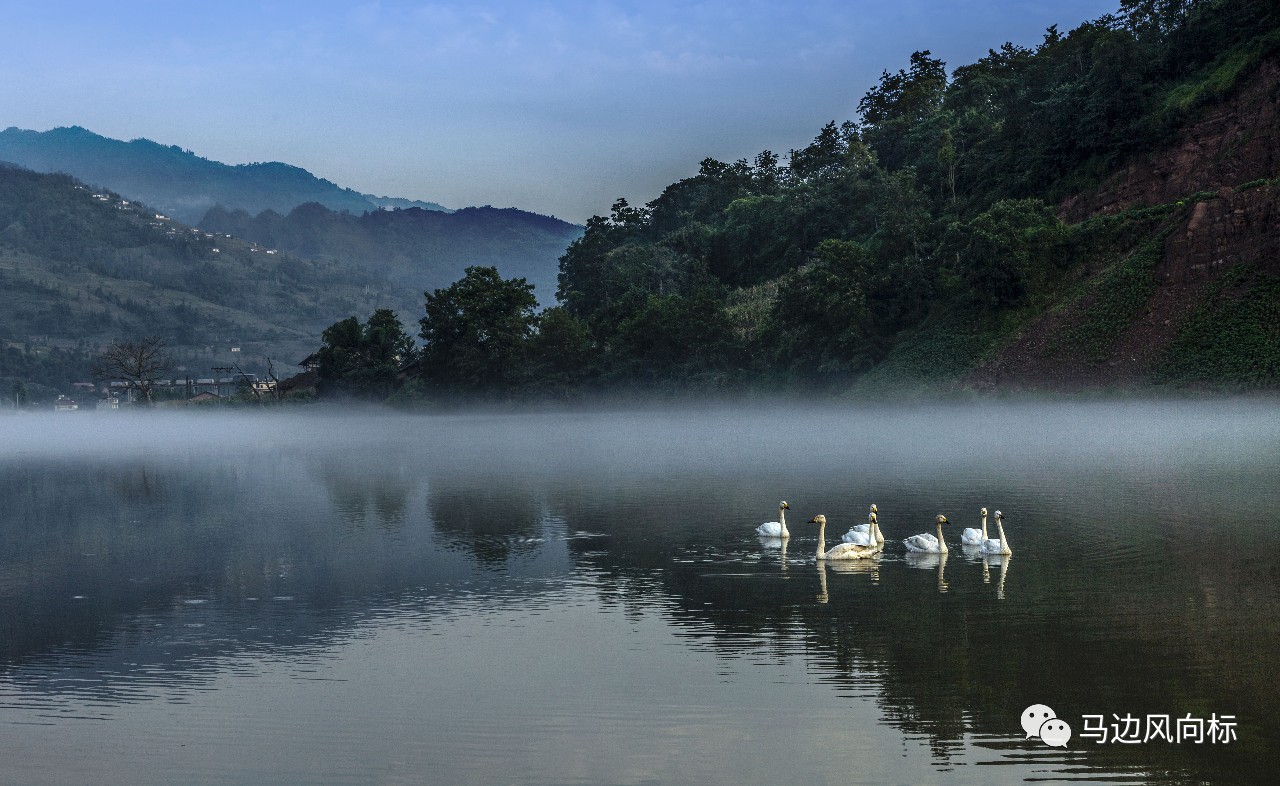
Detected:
[307,0,1280,398]
[317,309,415,399]
[526,306,595,392]
[557,199,650,317]
[946,199,1069,309]
[771,239,876,377]
[419,266,538,394]
[608,293,737,385]
[858,51,949,171]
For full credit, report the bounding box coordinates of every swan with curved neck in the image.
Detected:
[809,514,878,560]
[961,508,987,547]
[756,501,790,539]
[980,510,1012,555]
[842,504,884,547]
[902,514,950,553]
[866,511,884,553]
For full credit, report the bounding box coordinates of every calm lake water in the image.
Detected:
[1,401,1277,785]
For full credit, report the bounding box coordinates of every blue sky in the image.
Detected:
[2,1,1117,223]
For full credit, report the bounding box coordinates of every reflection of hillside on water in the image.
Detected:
[0,404,1277,784]
[533,464,1279,784]
[0,454,567,696]
[427,476,549,566]
[311,456,417,530]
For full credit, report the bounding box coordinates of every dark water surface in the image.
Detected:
[1,401,1277,784]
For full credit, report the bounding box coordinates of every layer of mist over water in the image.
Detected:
[1,400,1277,784]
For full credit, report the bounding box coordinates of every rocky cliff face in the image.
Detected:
[1161,183,1280,282]
[972,58,1280,391]
[1059,59,1280,222]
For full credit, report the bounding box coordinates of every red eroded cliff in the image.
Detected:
[971,58,1280,391]
[1059,59,1280,222]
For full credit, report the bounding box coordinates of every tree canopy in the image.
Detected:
[310,0,1280,401]
[418,266,539,394]
[317,309,416,399]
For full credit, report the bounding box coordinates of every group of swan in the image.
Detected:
[900,507,1011,556]
[957,507,1013,555]
[758,502,885,561]
[810,511,883,561]
[757,502,1013,559]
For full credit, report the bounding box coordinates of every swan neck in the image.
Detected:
[816,520,826,560]
[937,521,948,553]
[997,519,1010,553]
[981,512,989,541]
[779,506,787,536]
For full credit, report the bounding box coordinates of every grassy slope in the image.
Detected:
[0,166,413,380]
[853,50,1280,395]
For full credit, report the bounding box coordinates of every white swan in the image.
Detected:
[842,503,881,545]
[961,507,987,546]
[755,501,790,539]
[979,510,1013,555]
[902,514,950,553]
[809,514,878,560]
[843,510,885,553]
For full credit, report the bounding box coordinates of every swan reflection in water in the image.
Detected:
[814,555,881,604]
[904,550,950,593]
[758,534,791,576]
[982,553,1012,600]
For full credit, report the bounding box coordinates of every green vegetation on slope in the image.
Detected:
[0,164,411,398]
[316,0,1276,403]
[1155,267,1280,388]
[199,202,582,305]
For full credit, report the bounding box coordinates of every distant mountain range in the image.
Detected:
[0,126,451,225]
[0,141,581,393]
[0,124,582,304]
[200,202,581,304]
[0,162,410,383]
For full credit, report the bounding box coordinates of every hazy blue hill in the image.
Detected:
[0,126,449,224]
[200,202,583,303]
[0,162,414,389]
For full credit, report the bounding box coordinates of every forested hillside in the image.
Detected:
[324,0,1279,402]
[200,202,582,305]
[6,0,1278,406]
[0,126,449,225]
[0,164,409,398]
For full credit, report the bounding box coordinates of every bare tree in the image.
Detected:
[229,358,282,404]
[91,336,175,405]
